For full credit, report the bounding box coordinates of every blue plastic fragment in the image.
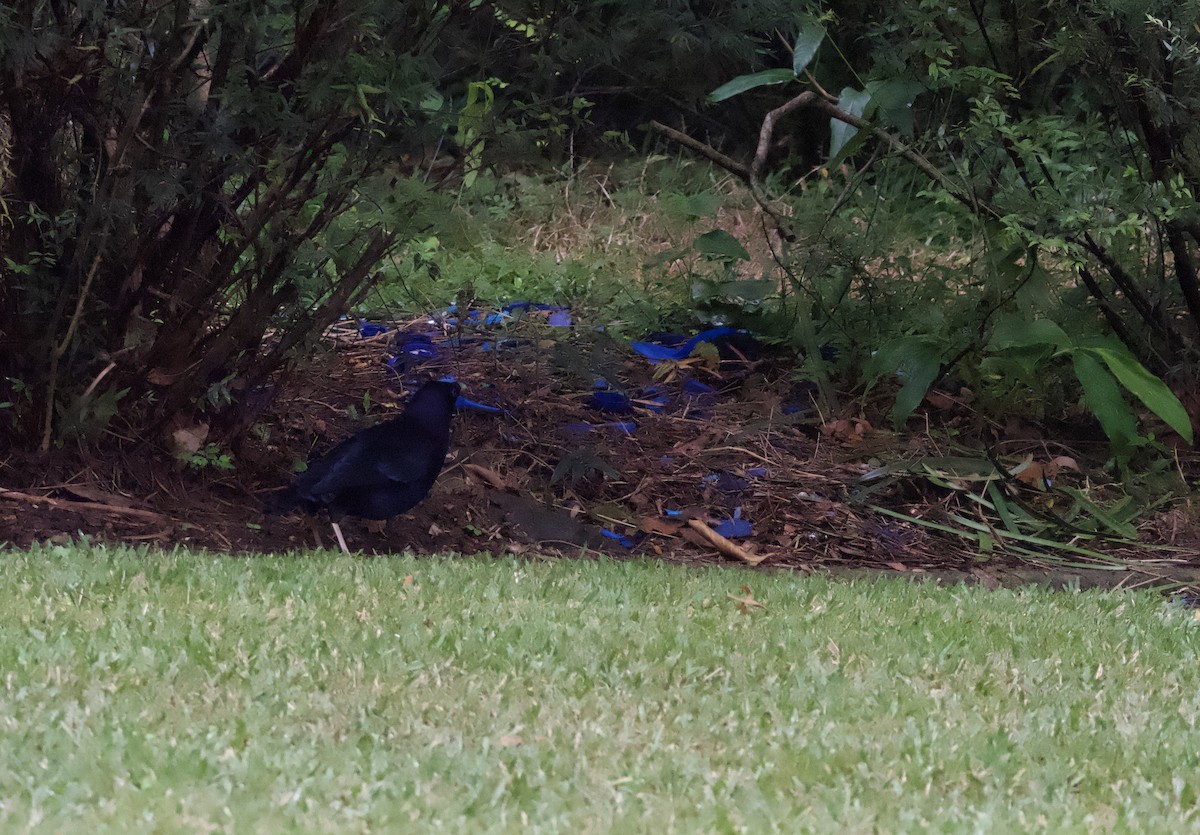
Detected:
[642,332,689,347]
[629,326,737,361]
[712,508,753,539]
[456,396,502,414]
[700,472,749,493]
[441,304,492,326]
[547,310,573,327]
[503,301,568,314]
[714,472,750,493]
[386,333,439,372]
[601,528,637,548]
[588,390,634,414]
[358,319,388,338]
[637,384,671,413]
[681,378,718,411]
[398,334,438,356]
[663,508,684,517]
[747,467,768,478]
[477,337,530,352]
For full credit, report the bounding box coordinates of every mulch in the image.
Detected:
[3,313,1199,593]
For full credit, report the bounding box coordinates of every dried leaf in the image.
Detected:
[924,390,957,410]
[146,367,179,386]
[170,423,209,456]
[640,517,683,535]
[728,588,765,612]
[823,416,872,444]
[1012,461,1046,486]
[1050,455,1081,473]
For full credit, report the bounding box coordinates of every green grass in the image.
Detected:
[1,545,1199,832]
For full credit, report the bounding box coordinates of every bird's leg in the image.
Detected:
[308,517,325,549]
[332,522,350,554]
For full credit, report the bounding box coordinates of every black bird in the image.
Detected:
[266,379,460,551]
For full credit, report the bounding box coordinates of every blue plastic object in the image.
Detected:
[442,304,504,326]
[455,396,502,414]
[503,301,568,314]
[629,326,737,361]
[680,378,718,411]
[358,319,388,338]
[601,528,638,548]
[588,390,634,414]
[477,337,530,352]
[637,384,671,413]
[386,333,440,373]
[712,508,753,539]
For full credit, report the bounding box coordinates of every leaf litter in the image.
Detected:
[2,311,1199,593]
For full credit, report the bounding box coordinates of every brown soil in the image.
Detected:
[3,316,1199,593]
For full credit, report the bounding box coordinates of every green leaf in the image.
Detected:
[1082,347,1194,443]
[693,230,750,263]
[1058,487,1139,539]
[864,78,922,135]
[709,69,796,103]
[987,316,1072,352]
[830,87,870,158]
[868,336,943,428]
[792,24,826,75]
[681,192,723,220]
[720,278,776,302]
[1072,351,1144,455]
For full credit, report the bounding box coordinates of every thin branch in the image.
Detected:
[40,253,103,451]
[648,120,748,178]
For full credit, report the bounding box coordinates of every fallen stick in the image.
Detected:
[462,463,507,491]
[687,518,765,566]
[0,488,168,521]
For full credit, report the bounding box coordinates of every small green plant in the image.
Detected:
[54,385,130,443]
[186,442,235,471]
[864,314,1193,465]
[0,376,30,421]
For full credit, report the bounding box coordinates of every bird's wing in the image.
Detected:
[305,427,440,497]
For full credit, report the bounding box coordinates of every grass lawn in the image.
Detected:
[1,544,1198,832]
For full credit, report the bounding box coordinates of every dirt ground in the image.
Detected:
[3,315,1199,594]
